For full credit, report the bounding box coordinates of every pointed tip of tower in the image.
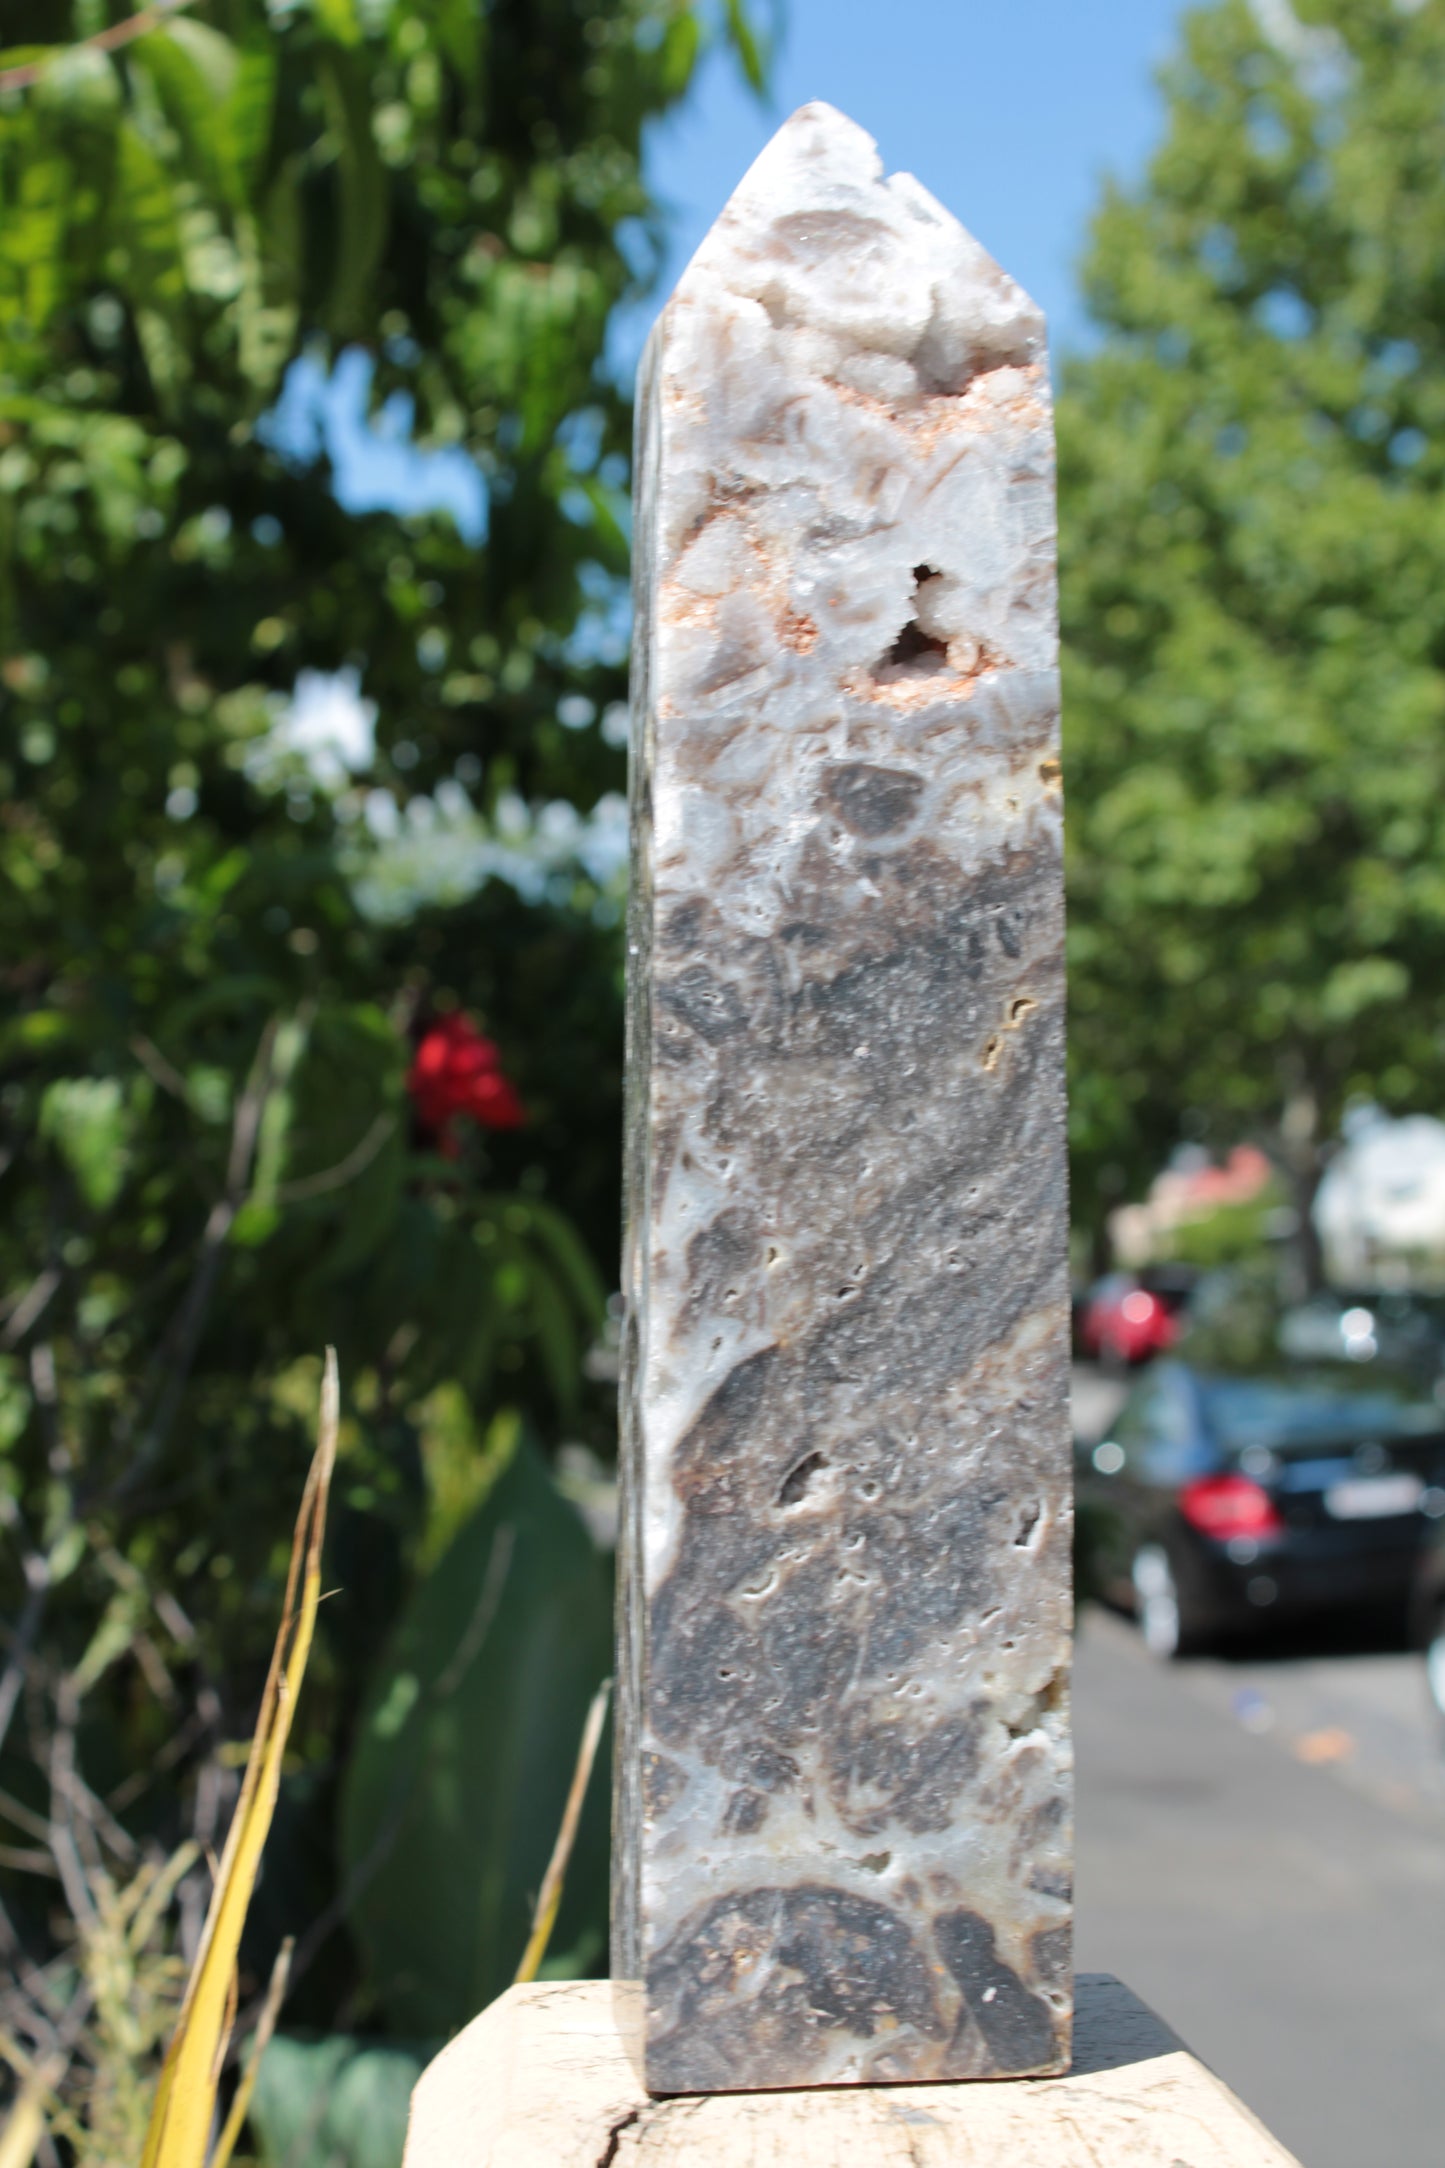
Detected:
[766,100,885,186]
[696,100,886,252]
[668,101,1045,388]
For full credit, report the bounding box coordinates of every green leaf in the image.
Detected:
[250,2035,423,2168]
[431,0,485,90]
[659,10,701,96]
[577,475,629,573]
[722,0,767,94]
[528,1273,580,1417]
[46,1522,86,1586]
[1320,957,1411,1026]
[247,1010,311,1206]
[2,1009,74,1053]
[39,1075,129,1210]
[32,44,121,119]
[312,0,364,48]
[339,1437,612,2035]
[230,1199,282,1247]
[225,40,279,194]
[73,1583,147,1692]
[314,45,389,335]
[131,19,245,208]
[514,1198,608,1328]
[0,46,56,76]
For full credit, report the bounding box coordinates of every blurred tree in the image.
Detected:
[0,0,767,2131]
[1059,0,1445,1284]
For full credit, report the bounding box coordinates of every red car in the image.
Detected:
[1077,1271,1194,1368]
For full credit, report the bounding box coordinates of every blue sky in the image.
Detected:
[313,0,1192,518]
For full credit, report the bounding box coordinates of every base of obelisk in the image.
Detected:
[400,1974,1302,2168]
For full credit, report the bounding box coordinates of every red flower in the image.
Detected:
[406,1014,526,1153]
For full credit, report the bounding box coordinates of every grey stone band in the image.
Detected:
[615,102,1072,2094]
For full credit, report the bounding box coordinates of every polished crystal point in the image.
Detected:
[614,101,1072,2094]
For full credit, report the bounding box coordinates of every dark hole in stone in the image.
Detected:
[1004,1669,1066,1742]
[777,1450,828,1507]
[880,618,949,672]
[858,1850,892,1874]
[1014,1502,1041,1548]
[876,564,949,679]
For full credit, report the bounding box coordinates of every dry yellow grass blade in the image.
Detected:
[0,2048,75,2168]
[210,1937,293,2168]
[140,1350,339,2168]
[0,2082,45,2168]
[513,1676,612,1987]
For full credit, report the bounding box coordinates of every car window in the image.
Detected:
[1106,1371,1210,1483]
[1202,1369,1445,1451]
[1146,1373,1210,1481]
[1112,1382,1161,1454]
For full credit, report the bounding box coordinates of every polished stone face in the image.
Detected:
[614,101,1072,2095]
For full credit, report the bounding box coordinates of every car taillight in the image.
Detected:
[1179,1473,1283,1540]
[1120,1291,1156,1324]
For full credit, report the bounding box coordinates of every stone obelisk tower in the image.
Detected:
[615,103,1071,2095]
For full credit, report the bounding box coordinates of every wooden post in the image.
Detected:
[401,1975,1304,2167]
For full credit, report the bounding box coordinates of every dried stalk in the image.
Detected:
[139,1352,338,2168]
[514,1677,613,1986]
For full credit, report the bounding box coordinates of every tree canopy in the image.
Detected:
[1060,0,1445,1255]
[0,0,764,2138]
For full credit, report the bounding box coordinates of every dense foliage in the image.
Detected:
[1060,0,1445,1265]
[10,0,1445,2146]
[0,0,762,2148]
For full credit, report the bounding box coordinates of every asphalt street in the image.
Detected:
[1075,1605,1445,2168]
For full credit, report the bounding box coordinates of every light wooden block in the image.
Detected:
[402,1973,1302,2168]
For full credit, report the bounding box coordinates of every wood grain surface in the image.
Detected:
[402,1973,1303,2167]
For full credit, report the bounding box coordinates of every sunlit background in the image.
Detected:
[5,5,1445,2167]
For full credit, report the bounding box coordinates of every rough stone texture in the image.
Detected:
[614,102,1071,2096]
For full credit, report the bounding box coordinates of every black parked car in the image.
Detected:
[1081,1357,1445,1657]
[1413,1516,1445,1737]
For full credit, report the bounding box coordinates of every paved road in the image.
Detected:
[1075,1606,1445,2168]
